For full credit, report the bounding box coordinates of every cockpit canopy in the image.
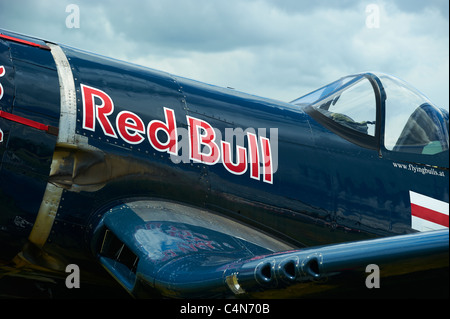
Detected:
[291,73,449,156]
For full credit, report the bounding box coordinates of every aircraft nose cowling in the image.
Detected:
[90,200,291,298]
[0,31,61,258]
[91,200,448,298]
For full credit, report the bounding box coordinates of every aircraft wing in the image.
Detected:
[92,200,449,298]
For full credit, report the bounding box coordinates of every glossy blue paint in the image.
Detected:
[0,31,59,259]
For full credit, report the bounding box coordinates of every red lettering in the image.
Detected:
[81,84,117,138]
[221,141,247,175]
[194,240,216,250]
[148,107,178,155]
[116,110,145,144]
[0,65,5,101]
[78,83,276,184]
[162,250,178,260]
[177,242,198,254]
[247,132,260,180]
[187,116,220,165]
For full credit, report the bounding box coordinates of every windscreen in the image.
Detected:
[292,75,377,137]
[291,75,357,107]
[381,74,449,155]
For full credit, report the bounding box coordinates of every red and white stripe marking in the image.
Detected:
[410,191,449,232]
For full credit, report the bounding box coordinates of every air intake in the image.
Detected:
[98,229,139,290]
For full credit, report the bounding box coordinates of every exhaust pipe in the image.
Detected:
[222,229,448,296]
[301,253,322,279]
[278,257,298,282]
[255,261,275,284]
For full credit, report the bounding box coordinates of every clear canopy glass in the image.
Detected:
[291,73,449,155]
[380,74,449,155]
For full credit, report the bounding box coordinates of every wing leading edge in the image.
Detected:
[91,200,449,298]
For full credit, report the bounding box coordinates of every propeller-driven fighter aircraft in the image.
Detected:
[0,29,448,298]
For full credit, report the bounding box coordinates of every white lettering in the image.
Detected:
[365,4,380,29]
[180,303,214,316]
[65,264,80,288]
[365,264,380,288]
[65,4,80,29]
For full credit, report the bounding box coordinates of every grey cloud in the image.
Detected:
[390,0,449,17]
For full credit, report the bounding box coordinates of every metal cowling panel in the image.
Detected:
[0,31,60,260]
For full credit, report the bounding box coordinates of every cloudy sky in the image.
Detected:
[0,0,448,109]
